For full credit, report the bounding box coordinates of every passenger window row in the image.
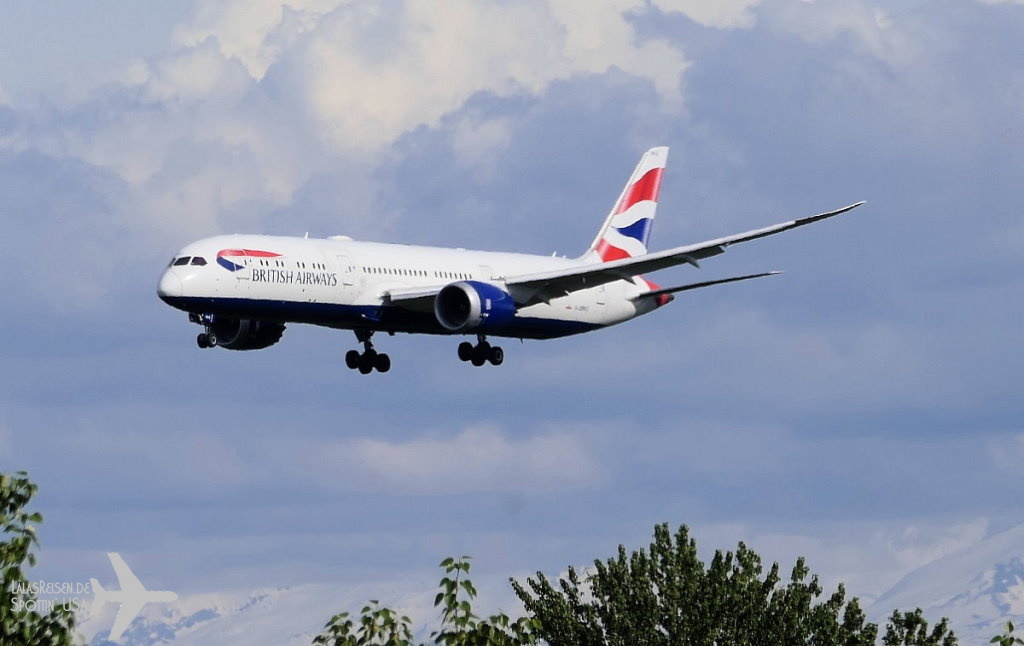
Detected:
[361,266,471,280]
[251,259,326,270]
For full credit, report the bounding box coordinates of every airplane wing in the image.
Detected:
[380,288,439,313]
[109,598,146,640]
[383,202,863,309]
[109,552,145,593]
[503,202,864,306]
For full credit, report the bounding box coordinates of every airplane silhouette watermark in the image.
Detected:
[8,552,178,642]
[90,552,178,641]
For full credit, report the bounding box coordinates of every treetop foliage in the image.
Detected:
[1,471,77,646]
[315,556,538,646]
[513,522,884,646]
[317,523,959,646]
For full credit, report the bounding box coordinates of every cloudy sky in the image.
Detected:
[2,0,1023,637]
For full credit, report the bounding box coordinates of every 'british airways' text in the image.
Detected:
[250,269,338,286]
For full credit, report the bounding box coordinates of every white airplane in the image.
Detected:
[157,147,862,373]
[90,552,178,641]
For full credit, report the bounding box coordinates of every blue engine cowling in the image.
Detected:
[434,281,517,332]
[210,318,286,350]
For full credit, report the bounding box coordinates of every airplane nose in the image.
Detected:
[157,271,182,298]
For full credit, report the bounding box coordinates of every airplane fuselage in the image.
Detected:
[158,234,658,341]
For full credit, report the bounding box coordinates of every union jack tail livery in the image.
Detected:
[584,146,668,262]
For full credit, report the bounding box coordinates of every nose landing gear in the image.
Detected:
[346,330,390,374]
[194,313,218,349]
[458,335,503,366]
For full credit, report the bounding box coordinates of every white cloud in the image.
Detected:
[172,0,337,79]
[653,0,763,29]
[142,38,253,105]
[304,425,604,494]
[2,0,696,243]
[450,112,514,183]
[764,0,912,63]
[167,0,689,153]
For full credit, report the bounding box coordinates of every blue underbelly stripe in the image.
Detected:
[158,296,600,340]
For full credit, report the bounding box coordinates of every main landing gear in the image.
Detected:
[343,331,504,373]
[458,335,504,367]
[345,330,391,374]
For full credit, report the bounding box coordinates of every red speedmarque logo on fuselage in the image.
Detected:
[216,249,281,272]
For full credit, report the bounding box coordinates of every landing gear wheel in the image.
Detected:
[471,345,488,366]
[488,346,504,366]
[207,332,218,347]
[472,340,492,366]
[197,333,209,349]
[357,355,375,374]
[459,336,504,367]
[348,329,391,374]
[345,350,360,369]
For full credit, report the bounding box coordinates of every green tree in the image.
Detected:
[1,471,77,646]
[430,557,538,646]
[313,599,414,646]
[316,523,962,646]
[511,523,955,646]
[882,609,956,646]
[990,621,1024,646]
[314,556,537,646]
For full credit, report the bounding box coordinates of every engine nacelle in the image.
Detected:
[210,318,286,350]
[434,281,517,332]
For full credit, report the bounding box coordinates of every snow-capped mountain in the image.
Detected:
[78,581,439,646]
[872,522,1024,642]
[74,569,527,646]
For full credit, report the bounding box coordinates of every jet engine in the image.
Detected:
[434,281,517,332]
[207,318,286,350]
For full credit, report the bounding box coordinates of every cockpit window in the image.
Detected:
[173,256,191,266]
[190,256,207,266]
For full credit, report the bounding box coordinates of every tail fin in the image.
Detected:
[583,147,669,262]
[90,578,108,614]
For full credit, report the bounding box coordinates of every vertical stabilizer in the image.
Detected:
[583,147,669,262]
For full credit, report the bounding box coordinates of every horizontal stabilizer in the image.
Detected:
[631,271,781,301]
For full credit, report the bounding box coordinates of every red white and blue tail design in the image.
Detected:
[584,147,668,262]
